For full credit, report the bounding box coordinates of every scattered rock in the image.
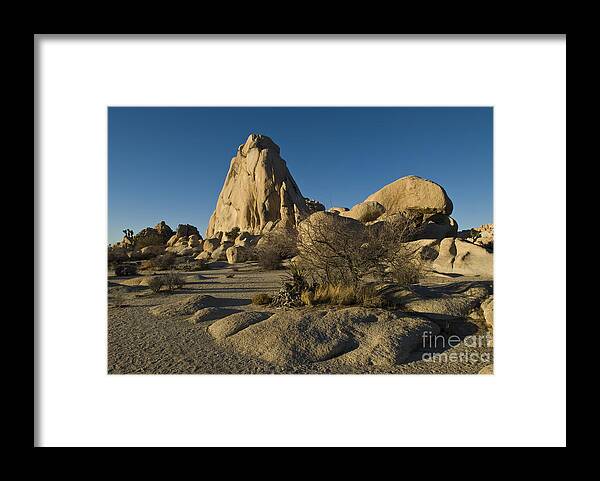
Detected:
[194,251,211,261]
[226,245,248,264]
[203,238,221,253]
[166,234,179,247]
[140,245,165,257]
[176,224,201,238]
[210,242,233,261]
[188,234,202,247]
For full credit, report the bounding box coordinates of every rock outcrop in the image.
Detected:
[406,237,493,278]
[365,175,453,216]
[206,134,309,237]
[210,307,439,367]
[362,176,458,240]
[131,221,174,248]
[340,201,386,223]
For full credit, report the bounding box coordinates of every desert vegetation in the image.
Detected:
[292,213,423,292]
[255,227,299,270]
[146,273,186,293]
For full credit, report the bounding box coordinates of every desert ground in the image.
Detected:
[108,134,493,375]
[108,261,493,374]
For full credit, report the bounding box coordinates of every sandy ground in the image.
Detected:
[108,262,493,374]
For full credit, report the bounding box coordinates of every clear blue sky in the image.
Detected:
[108,107,492,244]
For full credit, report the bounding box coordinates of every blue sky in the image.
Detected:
[108,107,492,244]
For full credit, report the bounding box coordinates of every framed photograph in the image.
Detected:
[35,34,566,447]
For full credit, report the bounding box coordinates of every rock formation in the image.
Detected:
[406,237,493,278]
[340,201,386,223]
[365,175,453,216]
[206,134,309,237]
[364,175,458,240]
[209,307,440,367]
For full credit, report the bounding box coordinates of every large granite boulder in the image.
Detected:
[340,201,386,223]
[365,175,453,217]
[206,134,310,237]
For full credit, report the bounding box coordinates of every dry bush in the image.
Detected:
[299,282,387,307]
[255,227,299,270]
[140,253,176,271]
[296,214,423,287]
[114,264,138,277]
[252,293,272,305]
[147,276,164,293]
[176,258,207,272]
[163,273,185,292]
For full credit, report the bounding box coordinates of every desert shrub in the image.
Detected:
[252,293,272,305]
[176,258,207,271]
[140,253,176,271]
[163,273,185,292]
[297,214,422,287]
[255,227,299,270]
[114,264,138,277]
[147,276,164,293]
[270,266,309,307]
[299,282,387,307]
[388,259,422,285]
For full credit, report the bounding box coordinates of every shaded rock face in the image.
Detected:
[176,224,200,238]
[365,175,453,217]
[304,198,325,215]
[206,134,309,237]
[131,221,173,248]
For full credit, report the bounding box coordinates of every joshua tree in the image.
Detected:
[122,228,135,250]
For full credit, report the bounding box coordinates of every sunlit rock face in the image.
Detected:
[206,134,309,237]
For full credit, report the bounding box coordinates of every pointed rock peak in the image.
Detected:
[206,134,307,237]
[239,133,280,156]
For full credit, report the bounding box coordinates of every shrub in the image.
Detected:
[114,264,138,277]
[270,266,309,308]
[255,227,299,270]
[252,293,272,305]
[297,214,422,287]
[299,282,387,307]
[177,259,207,271]
[140,253,176,271]
[163,273,185,292]
[147,276,164,293]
